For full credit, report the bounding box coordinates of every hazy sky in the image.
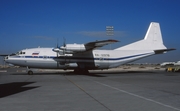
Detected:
[0,0,180,64]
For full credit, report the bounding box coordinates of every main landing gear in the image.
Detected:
[27,70,33,75]
[74,68,89,74]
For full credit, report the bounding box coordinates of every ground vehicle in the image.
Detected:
[166,66,180,72]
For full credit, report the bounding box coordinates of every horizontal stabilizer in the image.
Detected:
[154,48,176,54]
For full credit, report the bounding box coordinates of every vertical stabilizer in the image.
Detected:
[115,22,167,50]
[144,22,163,45]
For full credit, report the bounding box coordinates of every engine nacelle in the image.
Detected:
[61,44,86,52]
[52,48,61,52]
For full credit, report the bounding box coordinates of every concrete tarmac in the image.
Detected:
[0,68,180,111]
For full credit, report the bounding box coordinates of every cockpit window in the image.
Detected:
[16,52,19,55]
[16,51,25,55]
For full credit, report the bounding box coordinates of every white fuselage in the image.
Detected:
[5,47,154,70]
[4,23,170,71]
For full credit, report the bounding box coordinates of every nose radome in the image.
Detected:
[4,56,8,61]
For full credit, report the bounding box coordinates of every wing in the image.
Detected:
[84,39,119,51]
[55,39,119,54]
[0,54,9,56]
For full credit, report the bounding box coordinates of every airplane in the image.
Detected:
[160,62,175,67]
[174,61,180,66]
[3,22,175,74]
[160,61,180,67]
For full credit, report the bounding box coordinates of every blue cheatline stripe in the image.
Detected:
[9,52,153,61]
[55,52,153,61]
[107,52,153,61]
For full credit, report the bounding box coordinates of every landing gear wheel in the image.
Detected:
[82,69,89,74]
[28,70,33,75]
[74,69,89,74]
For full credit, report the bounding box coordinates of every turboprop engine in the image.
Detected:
[60,44,86,52]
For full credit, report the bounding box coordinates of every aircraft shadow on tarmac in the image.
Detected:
[11,70,158,77]
[11,72,107,77]
[0,82,39,98]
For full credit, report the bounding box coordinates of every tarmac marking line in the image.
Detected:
[95,81,180,111]
[65,76,111,111]
[0,70,7,72]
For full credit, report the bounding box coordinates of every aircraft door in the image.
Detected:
[101,54,109,68]
[95,53,109,69]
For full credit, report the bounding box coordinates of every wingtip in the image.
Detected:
[0,54,9,56]
[108,39,119,42]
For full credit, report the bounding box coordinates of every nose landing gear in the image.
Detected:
[27,66,34,75]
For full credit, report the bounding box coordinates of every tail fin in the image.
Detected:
[115,22,167,50]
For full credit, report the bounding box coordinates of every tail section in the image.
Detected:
[115,22,167,50]
[143,22,166,49]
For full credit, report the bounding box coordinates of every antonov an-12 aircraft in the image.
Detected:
[4,22,175,74]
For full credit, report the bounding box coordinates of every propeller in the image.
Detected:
[53,37,67,55]
[56,39,60,67]
[52,37,67,68]
[52,38,60,68]
[63,37,66,55]
[3,56,6,68]
[56,39,59,57]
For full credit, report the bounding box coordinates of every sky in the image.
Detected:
[0,0,180,64]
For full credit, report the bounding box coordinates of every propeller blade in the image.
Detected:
[57,38,59,48]
[63,37,66,55]
[63,37,66,47]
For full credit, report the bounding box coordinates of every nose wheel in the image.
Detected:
[27,66,33,75]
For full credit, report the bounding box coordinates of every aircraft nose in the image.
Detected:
[4,56,8,62]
